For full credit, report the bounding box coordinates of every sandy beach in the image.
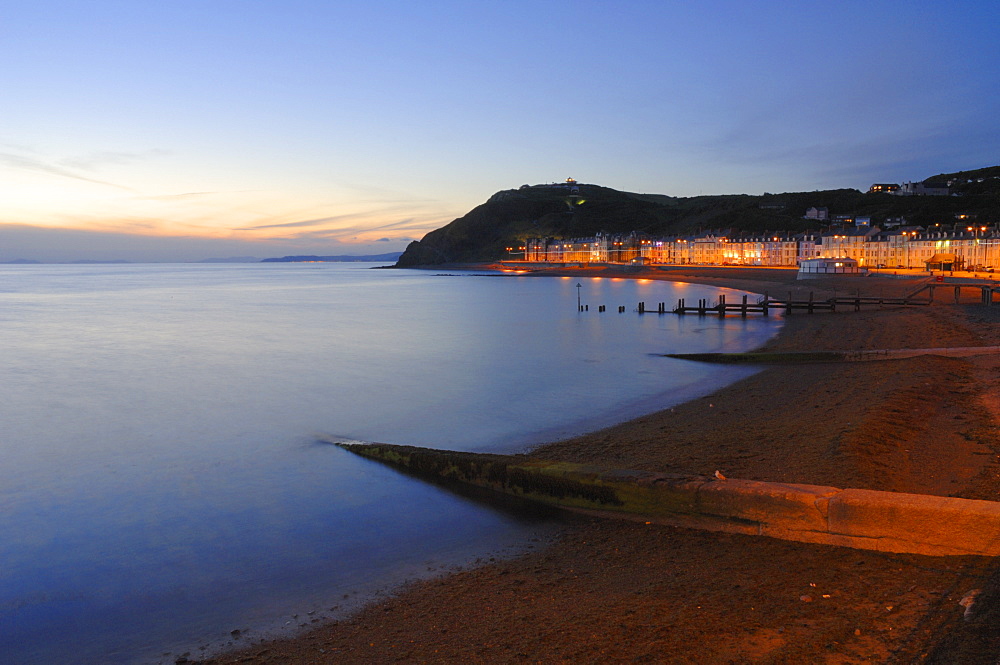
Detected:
[197,267,1000,664]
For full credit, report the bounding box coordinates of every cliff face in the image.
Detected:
[395,171,1000,267]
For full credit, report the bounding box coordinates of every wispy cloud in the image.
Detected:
[334,180,443,205]
[235,214,362,231]
[58,149,168,171]
[268,216,444,242]
[236,204,449,236]
[0,151,135,191]
[140,191,220,201]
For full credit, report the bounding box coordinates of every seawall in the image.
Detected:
[335,440,1000,557]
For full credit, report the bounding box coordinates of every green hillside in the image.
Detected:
[395,169,1000,267]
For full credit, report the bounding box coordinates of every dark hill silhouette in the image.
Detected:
[395,169,1000,267]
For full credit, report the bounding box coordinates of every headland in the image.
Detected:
[198,266,1000,664]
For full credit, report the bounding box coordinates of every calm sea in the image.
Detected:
[0,263,781,664]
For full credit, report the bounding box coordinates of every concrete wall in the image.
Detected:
[530,465,1000,557]
[336,441,1000,557]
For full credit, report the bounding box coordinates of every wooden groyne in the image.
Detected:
[330,439,1000,557]
[631,291,932,317]
[581,291,939,318]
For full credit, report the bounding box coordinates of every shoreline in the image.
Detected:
[199,266,1000,664]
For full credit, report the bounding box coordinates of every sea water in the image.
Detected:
[0,263,782,664]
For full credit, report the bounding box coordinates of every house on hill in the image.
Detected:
[804,206,829,221]
[868,183,900,194]
[899,181,950,196]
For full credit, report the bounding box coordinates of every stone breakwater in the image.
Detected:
[335,440,1000,557]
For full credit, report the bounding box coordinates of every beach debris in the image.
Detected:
[959,589,982,620]
[714,470,726,480]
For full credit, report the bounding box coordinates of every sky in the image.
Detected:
[2,1,998,262]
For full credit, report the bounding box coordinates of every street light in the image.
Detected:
[902,231,914,269]
[968,225,988,270]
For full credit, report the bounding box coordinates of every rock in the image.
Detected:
[959,589,982,620]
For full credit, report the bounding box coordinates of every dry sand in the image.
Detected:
[196,267,1000,664]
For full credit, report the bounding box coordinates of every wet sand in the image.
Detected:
[197,267,1000,664]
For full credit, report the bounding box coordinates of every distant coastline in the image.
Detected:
[0,252,404,265]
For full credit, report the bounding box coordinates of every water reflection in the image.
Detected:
[0,264,781,663]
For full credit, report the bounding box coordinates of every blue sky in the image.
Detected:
[2,0,998,261]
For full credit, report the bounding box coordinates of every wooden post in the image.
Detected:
[741,294,748,318]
